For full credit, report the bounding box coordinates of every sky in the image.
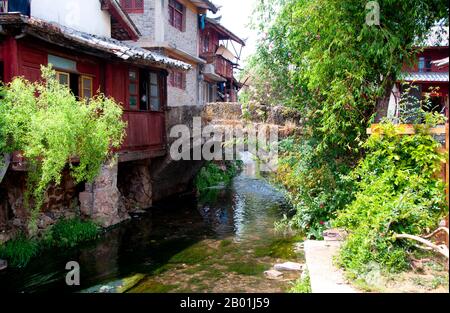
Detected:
[207,0,259,66]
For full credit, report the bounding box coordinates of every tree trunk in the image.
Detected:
[374,75,395,122]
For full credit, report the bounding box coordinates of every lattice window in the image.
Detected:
[169,70,186,90]
[169,0,184,31]
[120,0,144,13]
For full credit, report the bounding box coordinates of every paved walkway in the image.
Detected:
[304,240,357,293]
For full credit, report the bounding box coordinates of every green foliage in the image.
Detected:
[0,65,125,233]
[0,234,39,268]
[335,120,448,277]
[0,218,100,268]
[273,137,354,238]
[239,54,293,107]
[252,0,448,152]
[195,161,242,193]
[42,218,99,249]
[289,270,311,293]
[252,0,448,274]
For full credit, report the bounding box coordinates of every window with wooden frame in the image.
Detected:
[120,0,144,13]
[169,70,186,90]
[168,0,184,32]
[418,56,432,73]
[56,71,70,86]
[129,69,164,112]
[149,72,161,111]
[80,76,93,100]
[128,69,139,110]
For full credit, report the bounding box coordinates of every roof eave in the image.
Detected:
[205,18,245,46]
[102,0,141,41]
[0,14,191,71]
[190,0,218,14]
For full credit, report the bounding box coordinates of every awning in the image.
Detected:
[190,0,218,14]
[205,17,246,46]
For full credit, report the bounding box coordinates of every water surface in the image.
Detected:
[0,158,302,293]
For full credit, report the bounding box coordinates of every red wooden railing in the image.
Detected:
[121,111,165,151]
[215,56,233,79]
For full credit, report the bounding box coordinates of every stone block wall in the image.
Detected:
[168,64,199,107]
[126,0,156,43]
[164,2,199,56]
[117,161,153,212]
[79,157,129,228]
[0,169,81,240]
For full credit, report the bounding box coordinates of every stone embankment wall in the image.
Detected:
[0,169,82,243]
[0,102,303,241]
[203,102,303,136]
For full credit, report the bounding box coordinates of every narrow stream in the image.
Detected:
[0,154,302,293]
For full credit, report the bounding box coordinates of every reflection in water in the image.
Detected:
[0,154,292,293]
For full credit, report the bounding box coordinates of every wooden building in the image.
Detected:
[388,43,449,121]
[199,16,245,103]
[0,12,190,167]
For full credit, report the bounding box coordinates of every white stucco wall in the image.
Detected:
[31,0,111,37]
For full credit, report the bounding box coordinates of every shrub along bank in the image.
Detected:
[0,218,100,268]
[335,119,448,277]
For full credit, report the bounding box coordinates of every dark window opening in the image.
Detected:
[55,70,94,100]
[130,68,162,112]
[204,82,216,103]
[69,73,80,97]
[424,96,445,115]
[418,57,432,73]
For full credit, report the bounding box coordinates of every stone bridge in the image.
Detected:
[151,102,303,201]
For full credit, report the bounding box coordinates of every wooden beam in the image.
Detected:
[3,36,19,83]
[118,149,166,163]
[367,124,447,135]
[446,123,449,247]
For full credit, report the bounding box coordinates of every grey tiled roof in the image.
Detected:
[399,72,449,82]
[0,13,191,71]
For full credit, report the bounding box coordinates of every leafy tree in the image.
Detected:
[0,65,126,234]
[253,0,448,152]
[254,0,448,237]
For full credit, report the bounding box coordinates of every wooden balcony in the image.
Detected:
[215,56,233,80]
[119,110,166,162]
[200,52,234,80]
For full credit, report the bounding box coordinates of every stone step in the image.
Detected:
[304,240,357,293]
